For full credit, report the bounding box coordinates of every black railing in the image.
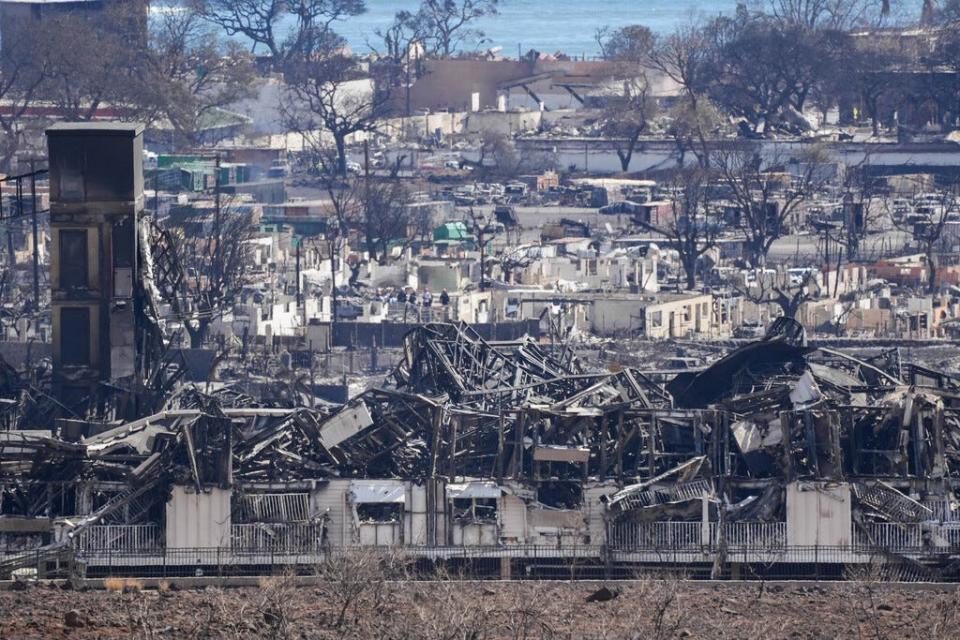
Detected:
[46,543,960,581]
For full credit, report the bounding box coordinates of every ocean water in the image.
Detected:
[320,0,737,57]
[166,0,922,57]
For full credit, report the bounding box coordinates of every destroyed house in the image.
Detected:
[10,124,960,580]
[4,314,960,581]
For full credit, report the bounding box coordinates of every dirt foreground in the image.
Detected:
[1,578,959,639]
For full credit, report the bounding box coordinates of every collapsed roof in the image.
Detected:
[3,320,960,559]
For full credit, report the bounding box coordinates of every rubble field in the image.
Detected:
[0,579,958,639]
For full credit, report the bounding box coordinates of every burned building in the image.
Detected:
[2,312,960,581]
[47,123,165,417]
[7,124,960,581]
[48,124,137,410]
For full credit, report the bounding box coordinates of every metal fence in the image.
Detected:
[73,521,960,555]
[53,520,960,581]
[606,522,787,551]
[64,543,958,581]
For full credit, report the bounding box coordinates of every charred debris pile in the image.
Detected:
[3,320,960,542]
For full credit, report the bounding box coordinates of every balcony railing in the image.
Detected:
[607,521,786,550]
[71,521,960,556]
[714,522,787,549]
[75,524,162,552]
[230,523,326,552]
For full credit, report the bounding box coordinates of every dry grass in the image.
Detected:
[103,577,125,592]
[104,578,144,593]
[5,559,960,639]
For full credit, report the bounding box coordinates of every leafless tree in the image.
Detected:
[2,2,253,153]
[586,571,690,640]
[359,179,415,265]
[372,10,427,73]
[497,244,533,284]
[639,167,719,290]
[469,131,554,179]
[938,0,960,22]
[730,184,867,321]
[190,0,365,67]
[892,186,956,294]
[594,25,657,172]
[702,15,839,134]
[24,2,145,121]
[839,39,908,137]
[2,301,39,341]
[757,0,895,29]
[648,22,713,108]
[490,583,555,639]
[666,98,724,169]
[733,266,822,319]
[924,26,960,130]
[644,23,727,170]
[181,575,302,639]
[134,4,257,147]
[638,573,688,640]
[714,142,830,267]
[154,200,255,348]
[0,44,46,172]
[320,178,360,321]
[407,576,497,640]
[830,298,861,336]
[473,131,519,175]
[315,547,408,630]
[596,24,655,63]
[837,162,883,262]
[600,78,655,173]
[282,47,393,176]
[411,0,499,57]
[464,206,499,291]
[301,161,413,322]
[843,559,897,640]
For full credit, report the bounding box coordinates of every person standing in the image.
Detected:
[422,288,433,321]
[401,288,411,322]
[439,288,451,321]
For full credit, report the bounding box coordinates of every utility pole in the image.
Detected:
[0,178,11,279]
[214,153,222,283]
[329,222,339,334]
[363,138,371,268]
[29,159,40,311]
[14,175,22,283]
[363,139,371,184]
[214,154,221,231]
[309,339,316,409]
[405,44,412,120]
[295,236,301,307]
